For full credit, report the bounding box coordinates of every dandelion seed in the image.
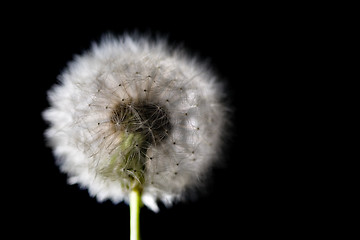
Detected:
[43,33,230,239]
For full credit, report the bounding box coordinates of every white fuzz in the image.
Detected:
[43,34,228,212]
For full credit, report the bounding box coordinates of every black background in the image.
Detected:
[6,3,319,239]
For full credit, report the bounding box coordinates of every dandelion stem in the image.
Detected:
[130,188,141,240]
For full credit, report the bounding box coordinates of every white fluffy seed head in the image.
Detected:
[43,33,229,212]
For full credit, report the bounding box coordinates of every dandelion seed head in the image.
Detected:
[43,33,229,212]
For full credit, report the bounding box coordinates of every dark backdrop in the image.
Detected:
[7,4,312,239]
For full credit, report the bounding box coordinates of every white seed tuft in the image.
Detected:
[43,33,229,212]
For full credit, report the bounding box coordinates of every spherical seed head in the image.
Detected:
[43,33,229,212]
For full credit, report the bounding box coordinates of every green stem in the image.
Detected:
[130,189,141,240]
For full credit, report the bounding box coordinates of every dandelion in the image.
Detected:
[43,33,229,240]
